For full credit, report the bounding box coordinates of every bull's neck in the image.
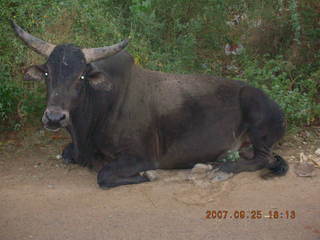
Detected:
[104,66,132,127]
[70,85,104,135]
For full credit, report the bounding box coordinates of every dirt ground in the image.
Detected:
[0,127,320,240]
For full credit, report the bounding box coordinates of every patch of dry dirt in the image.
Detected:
[0,128,320,240]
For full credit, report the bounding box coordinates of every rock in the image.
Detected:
[188,164,213,182]
[294,162,315,177]
[142,170,158,181]
[48,184,54,189]
[315,148,320,156]
[191,163,213,174]
[56,154,62,160]
[289,156,296,161]
[299,152,308,163]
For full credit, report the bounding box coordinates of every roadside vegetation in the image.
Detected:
[0,0,319,132]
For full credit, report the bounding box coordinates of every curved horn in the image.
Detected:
[82,39,129,63]
[11,20,55,57]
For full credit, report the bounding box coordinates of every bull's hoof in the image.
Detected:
[62,143,76,164]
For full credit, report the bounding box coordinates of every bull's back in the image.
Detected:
[141,70,246,169]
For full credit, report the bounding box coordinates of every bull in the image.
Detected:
[12,21,288,188]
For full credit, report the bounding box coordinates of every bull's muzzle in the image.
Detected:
[42,107,70,131]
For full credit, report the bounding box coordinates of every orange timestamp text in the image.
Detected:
[205,210,296,220]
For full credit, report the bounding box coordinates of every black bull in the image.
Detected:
[12,21,288,188]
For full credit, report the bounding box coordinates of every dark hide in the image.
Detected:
[20,45,288,189]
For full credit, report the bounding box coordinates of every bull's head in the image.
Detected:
[12,21,128,131]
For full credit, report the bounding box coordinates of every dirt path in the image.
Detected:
[0,128,319,240]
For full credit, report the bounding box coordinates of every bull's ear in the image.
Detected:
[87,72,113,91]
[24,65,45,81]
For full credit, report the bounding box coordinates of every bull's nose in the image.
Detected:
[42,108,70,130]
[45,109,66,123]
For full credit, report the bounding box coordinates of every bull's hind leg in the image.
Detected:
[97,154,154,189]
[219,86,288,175]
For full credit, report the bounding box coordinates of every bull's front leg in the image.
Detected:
[61,142,94,166]
[97,153,154,189]
[62,126,96,167]
[62,142,77,164]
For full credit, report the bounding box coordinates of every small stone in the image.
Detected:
[315,148,320,156]
[294,162,315,177]
[56,154,62,160]
[299,152,308,163]
[289,156,296,161]
[188,164,213,181]
[48,184,54,189]
[142,170,158,181]
[191,163,213,174]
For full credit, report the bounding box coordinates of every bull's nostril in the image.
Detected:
[46,110,65,123]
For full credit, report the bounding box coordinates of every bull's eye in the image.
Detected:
[80,75,85,80]
[44,72,48,77]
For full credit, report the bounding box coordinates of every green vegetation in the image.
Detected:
[0,0,319,132]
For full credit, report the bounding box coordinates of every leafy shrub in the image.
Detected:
[234,55,320,128]
[0,0,319,132]
[0,74,23,129]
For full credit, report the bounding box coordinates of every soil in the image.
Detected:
[0,127,320,240]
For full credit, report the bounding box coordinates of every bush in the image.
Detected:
[233,55,320,128]
[0,0,319,132]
